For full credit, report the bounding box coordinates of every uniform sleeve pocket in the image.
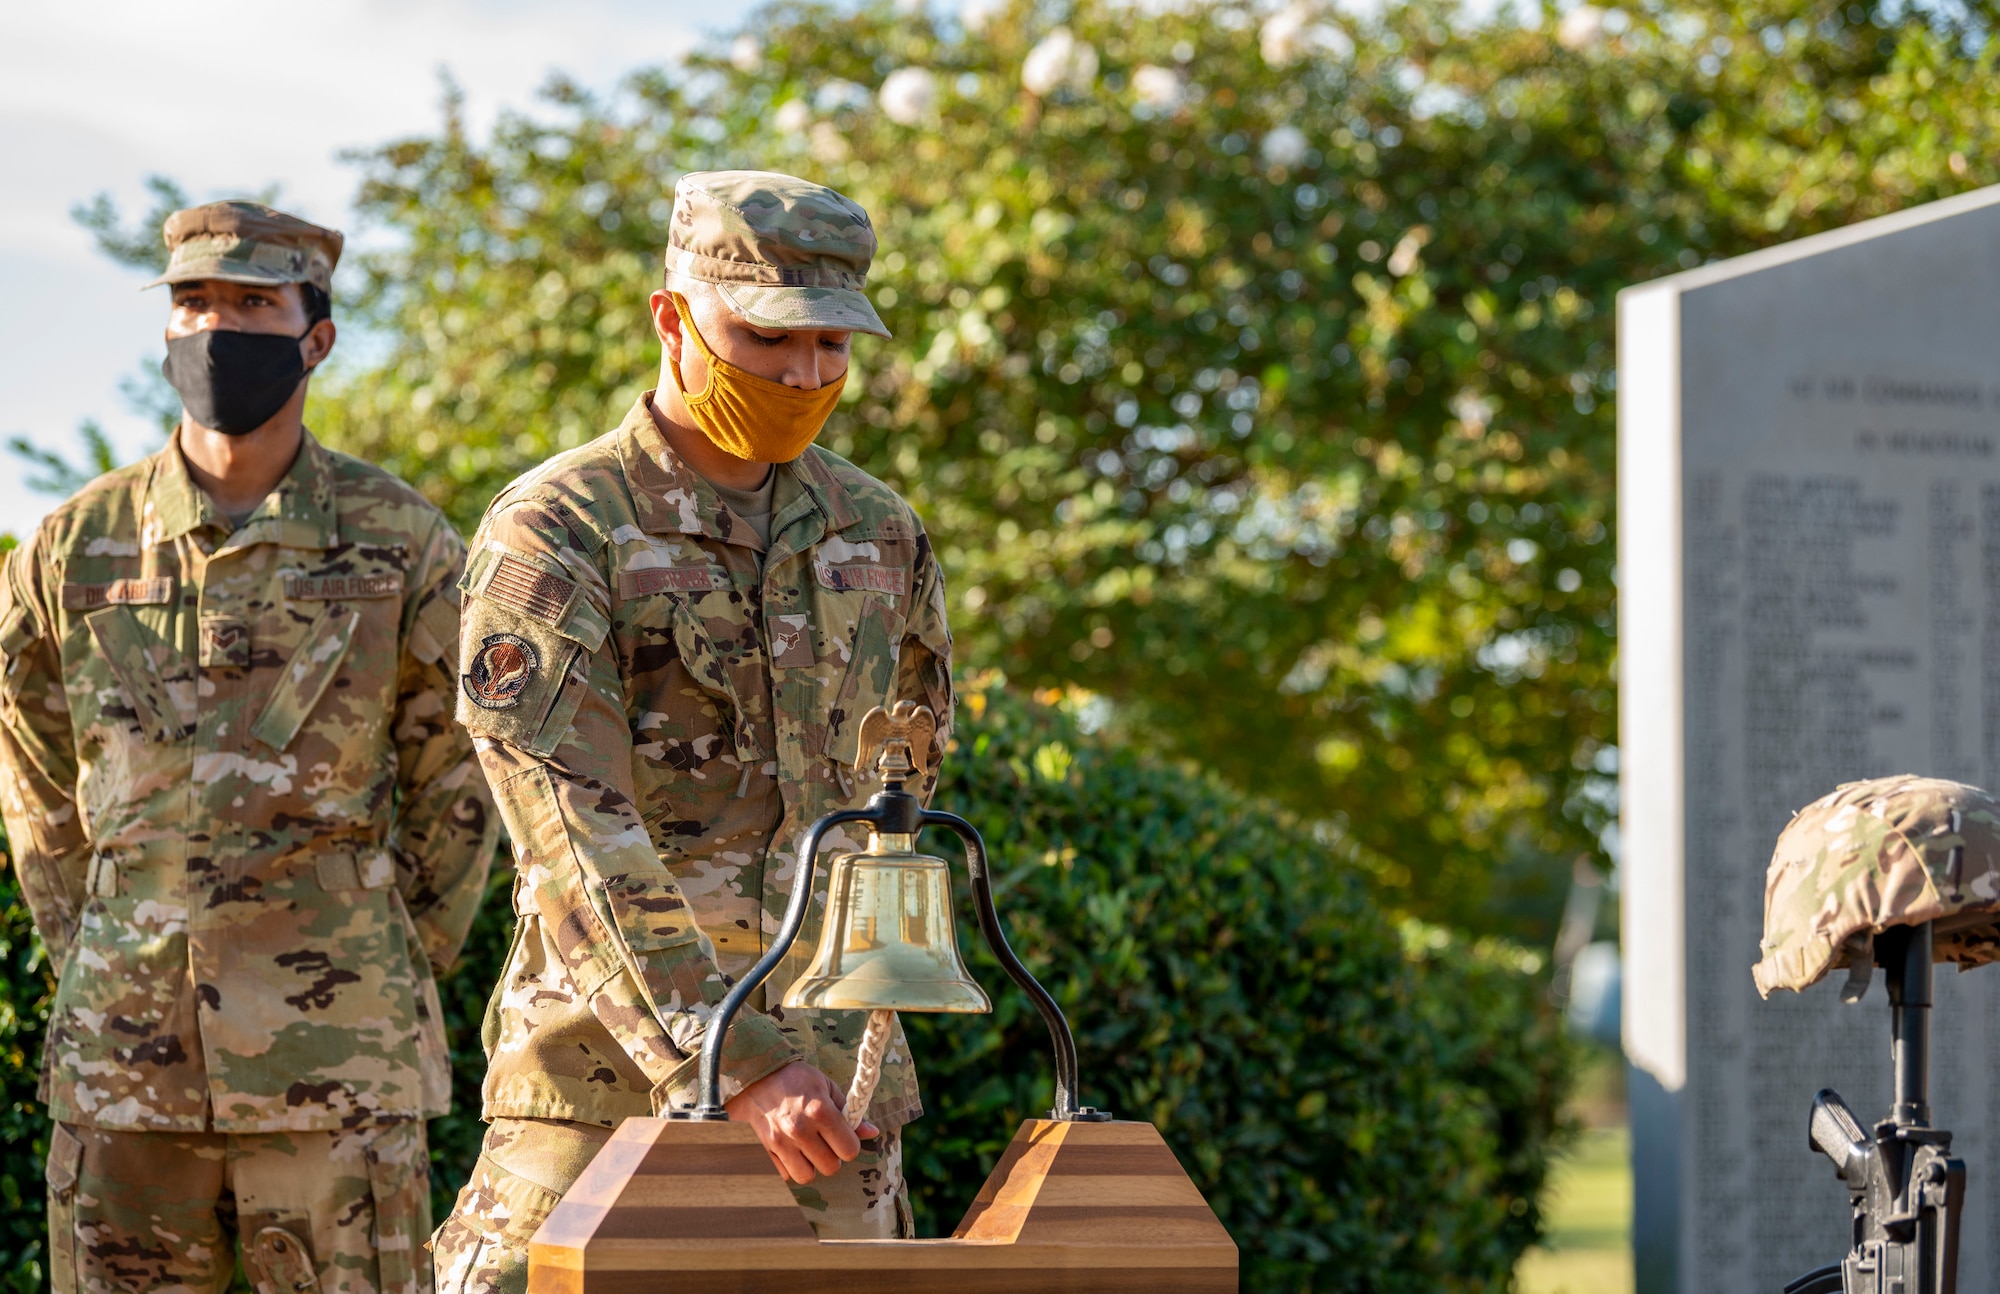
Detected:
[605,876,701,953]
[456,610,587,758]
[603,876,714,1022]
[0,607,38,706]
[408,589,462,672]
[0,606,36,659]
[251,604,360,753]
[85,606,188,743]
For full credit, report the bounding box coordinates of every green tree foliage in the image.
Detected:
[69,175,186,273]
[0,872,53,1294]
[6,422,120,499]
[302,0,2000,934]
[419,684,1571,1288]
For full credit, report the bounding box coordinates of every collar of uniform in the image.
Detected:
[620,392,864,543]
[145,432,223,544]
[147,429,338,550]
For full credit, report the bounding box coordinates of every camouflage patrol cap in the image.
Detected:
[142,201,343,293]
[1753,775,2000,998]
[665,170,890,338]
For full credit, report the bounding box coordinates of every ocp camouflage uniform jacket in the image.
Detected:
[457,396,953,1132]
[0,431,497,1133]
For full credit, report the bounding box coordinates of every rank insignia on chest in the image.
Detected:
[199,616,250,668]
[463,633,540,710]
[770,612,815,668]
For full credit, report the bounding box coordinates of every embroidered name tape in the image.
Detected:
[285,573,403,600]
[617,566,721,597]
[61,578,174,610]
[814,562,908,595]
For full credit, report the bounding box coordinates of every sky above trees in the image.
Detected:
[0,0,713,534]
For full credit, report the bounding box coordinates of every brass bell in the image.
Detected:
[783,704,991,1015]
[783,829,993,1013]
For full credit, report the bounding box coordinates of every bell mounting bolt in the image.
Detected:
[682,701,1111,1123]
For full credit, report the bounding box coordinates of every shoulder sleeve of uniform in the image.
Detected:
[405,516,467,670]
[0,536,49,658]
[457,496,611,753]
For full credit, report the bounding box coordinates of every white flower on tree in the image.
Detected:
[815,79,872,113]
[1132,64,1184,112]
[1260,3,1355,68]
[962,0,1008,34]
[879,67,939,125]
[1021,27,1099,97]
[810,122,851,163]
[1261,124,1309,168]
[1556,5,1607,50]
[730,35,763,72]
[773,100,812,134]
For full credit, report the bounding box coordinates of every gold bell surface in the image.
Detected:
[783,832,993,1014]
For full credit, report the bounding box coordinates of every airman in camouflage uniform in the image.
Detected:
[432,171,952,1292]
[0,202,496,1292]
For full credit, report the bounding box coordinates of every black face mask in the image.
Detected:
[161,328,310,436]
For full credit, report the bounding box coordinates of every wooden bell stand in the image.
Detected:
[529,707,1237,1289]
[528,1114,1237,1292]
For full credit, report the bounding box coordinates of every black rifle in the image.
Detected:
[1786,922,1966,1294]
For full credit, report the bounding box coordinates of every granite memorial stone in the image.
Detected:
[1619,184,2000,1294]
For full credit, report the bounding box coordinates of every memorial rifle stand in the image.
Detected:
[527,705,1237,1292]
[1786,921,1966,1294]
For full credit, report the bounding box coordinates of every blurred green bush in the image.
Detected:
[0,875,53,1294]
[0,685,1567,1292]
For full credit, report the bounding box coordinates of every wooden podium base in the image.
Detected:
[528,1116,1239,1292]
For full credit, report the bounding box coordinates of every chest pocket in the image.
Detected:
[665,592,770,767]
[251,602,362,752]
[820,598,900,768]
[85,606,189,744]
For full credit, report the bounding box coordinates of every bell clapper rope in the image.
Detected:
[844,1008,894,1130]
[837,714,925,1131]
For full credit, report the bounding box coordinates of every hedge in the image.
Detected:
[0,684,1570,1291]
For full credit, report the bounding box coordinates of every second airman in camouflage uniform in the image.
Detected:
[432,171,953,1292]
[0,202,496,1293]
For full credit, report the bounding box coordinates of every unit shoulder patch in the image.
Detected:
[462,633,541,710]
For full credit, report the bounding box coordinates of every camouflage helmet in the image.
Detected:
[1753,775,2000,998]
[663,170,891,338]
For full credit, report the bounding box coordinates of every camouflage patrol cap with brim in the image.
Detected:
[141,201,343,293]
[664,170,891,338]
[1754,775,2000,1000]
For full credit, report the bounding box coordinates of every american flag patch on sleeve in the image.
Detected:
[485,554,577,626]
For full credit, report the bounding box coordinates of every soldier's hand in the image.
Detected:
[726,1060,880,1185]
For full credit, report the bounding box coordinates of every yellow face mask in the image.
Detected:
[667,293,846,463]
